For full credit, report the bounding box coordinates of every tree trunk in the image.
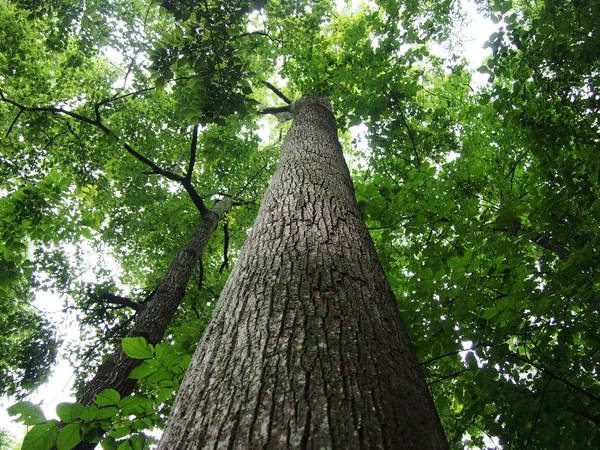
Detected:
[71,198,232,450]
[158,97,448,449]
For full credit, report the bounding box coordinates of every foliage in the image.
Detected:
[1,0,599,448]
[8,337,189,449]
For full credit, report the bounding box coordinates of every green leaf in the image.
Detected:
[81,423,101,443]
[129,361,158,379]
[155,76,167,90]
[108,425,131,439]
[117,440,133,450]
[7,401,46,425]
[80,228,94,240]
[95,389,121,407]
[57,423,81,450]
[462,248,473,266]
[56,403,85,423]
[101,436,118,450]
[80,405,99,422]
[448,256,462,269]
[22,420,59,450]
[129,434,146,450]
[122,337,154,359]
[96,406,119,420]
[482,308,500,320]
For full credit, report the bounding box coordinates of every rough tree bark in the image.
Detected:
[70,198,232,450]
[158,97,448,449]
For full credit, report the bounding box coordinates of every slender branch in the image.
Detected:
[262,81,292,104]
[524,377,551,449]
[567,406,600,427]
[5,109,22,138]
[234,163,267,198]
[185,124,199,181]
[219,221,230,273]
[1,91,212,216]
[398,107,420,168]
[260,105,293,121]
[505,148,530,180]
[449,419,475,444]
[506,351,600,404]
[428,368,470,385]
[0,92,184,183]
[96,87,156,109]
[87,290,143,313]
[493,220,571,261]
[234,31,282,45]
[389,92,420,168]
[420,345,485,366]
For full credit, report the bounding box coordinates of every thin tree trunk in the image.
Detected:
[72,198,232,450]
[158,97,448,449]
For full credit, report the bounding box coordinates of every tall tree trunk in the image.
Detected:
[71,198,232,450]
[158,97,448,449]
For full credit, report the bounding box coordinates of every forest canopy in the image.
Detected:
[0,0,599,448]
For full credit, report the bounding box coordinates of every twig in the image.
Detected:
[234,31,282,45]
[235,163,267,198]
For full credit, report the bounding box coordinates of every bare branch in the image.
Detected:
[5,109,22,138]
[234,163,267,199]
[185,124,199,181]
[87,289,144,313]
[219,221,230,273]
[262,81,292,104]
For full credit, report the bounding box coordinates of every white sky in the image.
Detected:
[0,0,497,443]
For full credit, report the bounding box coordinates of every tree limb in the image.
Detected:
[0,91,211,215]
[185,124,199,181]
[262,81,292,104]
[219,220,230,273]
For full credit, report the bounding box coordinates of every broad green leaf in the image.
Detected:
[57,423,81,450]
[108,425,132,439]
[447,256,462,269]
[129,434,146,450]
[95,389,121,407]
[101,436,118,450]
[129,361,158,379]
[56,403,85,423]
[22,420,59,450]
[7,401,46,425]
[482,308,500,320]
[122,337,154,359]
[96,406,119,420]
[80,405,99,422]
[462,248,474,266]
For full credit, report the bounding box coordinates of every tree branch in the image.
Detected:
[185,124,199,181]
[219,220,230,273]
[234,163,267,199]
[494,219,571,261]
[5,109,22,138]
[87,289,143,313]
[0,91,185,183]
[262,81,292,104]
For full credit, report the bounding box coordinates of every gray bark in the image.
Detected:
[158,97,448,449]
[72,198,232,450]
